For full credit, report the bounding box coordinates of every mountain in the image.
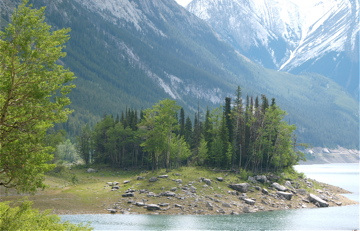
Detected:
[186,0,360,97]
[1,0,358,148]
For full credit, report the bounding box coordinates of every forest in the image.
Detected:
[64,87,304,173]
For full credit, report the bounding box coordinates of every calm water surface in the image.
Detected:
[62,163,359,230]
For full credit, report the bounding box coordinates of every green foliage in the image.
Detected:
[55,139,80,163]
[0,200,91,230]
[83,92,301,173]
[139,99,181,170]
[0,1,75,192]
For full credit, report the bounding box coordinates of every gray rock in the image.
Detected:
[158,203,170,207]
[217,209,225,214]
[309,194,329,207]
[146,204,161,211]
[174,179,183,184]
[216,177,224,182]
[139,189,148,194]
[319,194,330,202]
[243,198,256,205]
[296,189,307,196]
[262,188,269,195]
[149,177,158,182]
[87,168,97,173]
[243,206,253,213]
[206,202,213,210]
[285,181,295,190]
[255,175,267,183]
[222,202,231,208]
[135,202,145,207]
[271,182,287,191]
[175,204,183,208]
[111,186,120,190]
[248,176,257,183]
[203,178,212,186]
[147,192,157,197]
[158,175,168,178]
[277,191,293,200]
[122,193,134,197]
[190,186,197,193]
[335,201,342,206]
[170,187,177,192]
[107,209,117,214]
[160,191,176,197]
[137,176,145,180]
[123,180,130,184]
[229,183,250,193]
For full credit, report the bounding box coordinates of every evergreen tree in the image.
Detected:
[184,116,192,145]
[77,124,93,165]
[179,108,185,137]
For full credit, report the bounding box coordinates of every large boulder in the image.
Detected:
[146,204,161,211]
[243,198,256,205]
[122,193,134,197]
[309,194,329,207]
[160,191,176,197]
[277,191,293,200]
[255,175,267,183]
[271,182,287,191]
[202,178,212,186]
[228,183,250,193]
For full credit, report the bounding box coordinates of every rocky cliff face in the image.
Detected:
[187,0,360,97]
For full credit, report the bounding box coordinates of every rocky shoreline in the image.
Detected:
[100,171,357,216]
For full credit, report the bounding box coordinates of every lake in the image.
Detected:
[61,163,359,230]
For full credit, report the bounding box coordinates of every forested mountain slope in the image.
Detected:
[1,0,358,148]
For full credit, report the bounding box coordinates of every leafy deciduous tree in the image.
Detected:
[0,1,75,192]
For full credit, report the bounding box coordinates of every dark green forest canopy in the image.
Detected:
[78,92,304,173]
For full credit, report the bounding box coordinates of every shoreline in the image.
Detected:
[1,167,358,216]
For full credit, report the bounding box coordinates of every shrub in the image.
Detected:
[0,200,91,231]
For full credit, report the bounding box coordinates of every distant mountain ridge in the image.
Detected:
[1,0,358,148]
[187,0,360,97]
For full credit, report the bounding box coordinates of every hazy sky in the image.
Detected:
[175,0,192,7]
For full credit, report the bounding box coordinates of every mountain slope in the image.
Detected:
[1,0,358,148]
[187,0,360,97]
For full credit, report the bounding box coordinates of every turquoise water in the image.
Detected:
[62,163,359,230]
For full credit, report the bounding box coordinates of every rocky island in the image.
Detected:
[3,166,353,216]
[102,168,355,215]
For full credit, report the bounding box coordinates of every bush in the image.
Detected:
[0,200,92,231]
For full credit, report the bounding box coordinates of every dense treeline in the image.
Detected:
[77,87,304,173]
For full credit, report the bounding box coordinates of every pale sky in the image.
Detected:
[175,0,193,7]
